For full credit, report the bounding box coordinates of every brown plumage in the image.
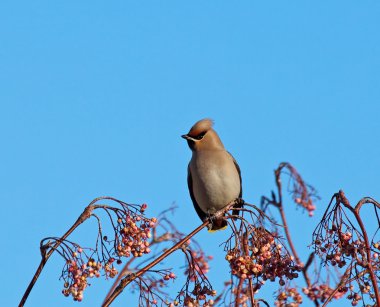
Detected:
[187,118,214,138]
[182,119,242,231]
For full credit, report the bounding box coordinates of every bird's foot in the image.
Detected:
[235,197,245,207]
[206,212,216,222]
[206,213,228,231]
[206,211,219,230]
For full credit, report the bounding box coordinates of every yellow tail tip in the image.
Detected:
[207,225,228,233]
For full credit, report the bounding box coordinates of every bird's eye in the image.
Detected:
[195,132,206,140]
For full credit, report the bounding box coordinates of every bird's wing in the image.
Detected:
[228,152,243,217]
[187,164,207,221]
[228,152,242,198]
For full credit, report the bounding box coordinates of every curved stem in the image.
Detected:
[275,168,319,307]
[19,205,95,307]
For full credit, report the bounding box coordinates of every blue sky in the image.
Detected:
[1,1,379,306]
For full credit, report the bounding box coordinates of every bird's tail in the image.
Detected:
[207,218,228,232]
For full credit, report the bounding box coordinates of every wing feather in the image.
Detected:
[228,152,243,216]
[187,164,207,222]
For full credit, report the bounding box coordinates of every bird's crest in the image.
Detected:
[188,118,214,137]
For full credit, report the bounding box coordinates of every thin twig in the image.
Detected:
[234,278,244,307]
[248,279,255,306]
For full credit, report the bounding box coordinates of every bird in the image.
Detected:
[182,118,242,231]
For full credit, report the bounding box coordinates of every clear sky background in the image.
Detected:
[1,1,379,306]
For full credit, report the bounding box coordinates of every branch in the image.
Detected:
[102,219,209,306]
[102,199,244,306]
[321,262,353,307]
[19,204,95,307]
[339,190,380,305]
[20,196,151,306]
[274,165,319,306]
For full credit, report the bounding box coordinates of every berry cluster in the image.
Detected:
[226,228,301,283]
[347,293,362,306]
[137,271,177,306]
[163,272,176,281]
[313,226,365,267]
[274,162,318,217]
[181,285,216,307]
[294,197,316,217]
[104,258,118,278]
[61,251,103,301]
[302,284,346,303]
[347,281,377,306]
[346,287,367,306]
[115,213,156,258]
[178,248,215,307]
[62,259,88,301]
[312,219,379,306]
[275,287,303,306]
[226,253,262,280]
[373,242,380,262]
[59,202,157,302]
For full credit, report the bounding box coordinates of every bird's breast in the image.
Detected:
[190,150,241,214]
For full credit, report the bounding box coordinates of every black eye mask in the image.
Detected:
[194,131,206,140]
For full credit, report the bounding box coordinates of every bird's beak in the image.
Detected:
[181,134,190,140]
